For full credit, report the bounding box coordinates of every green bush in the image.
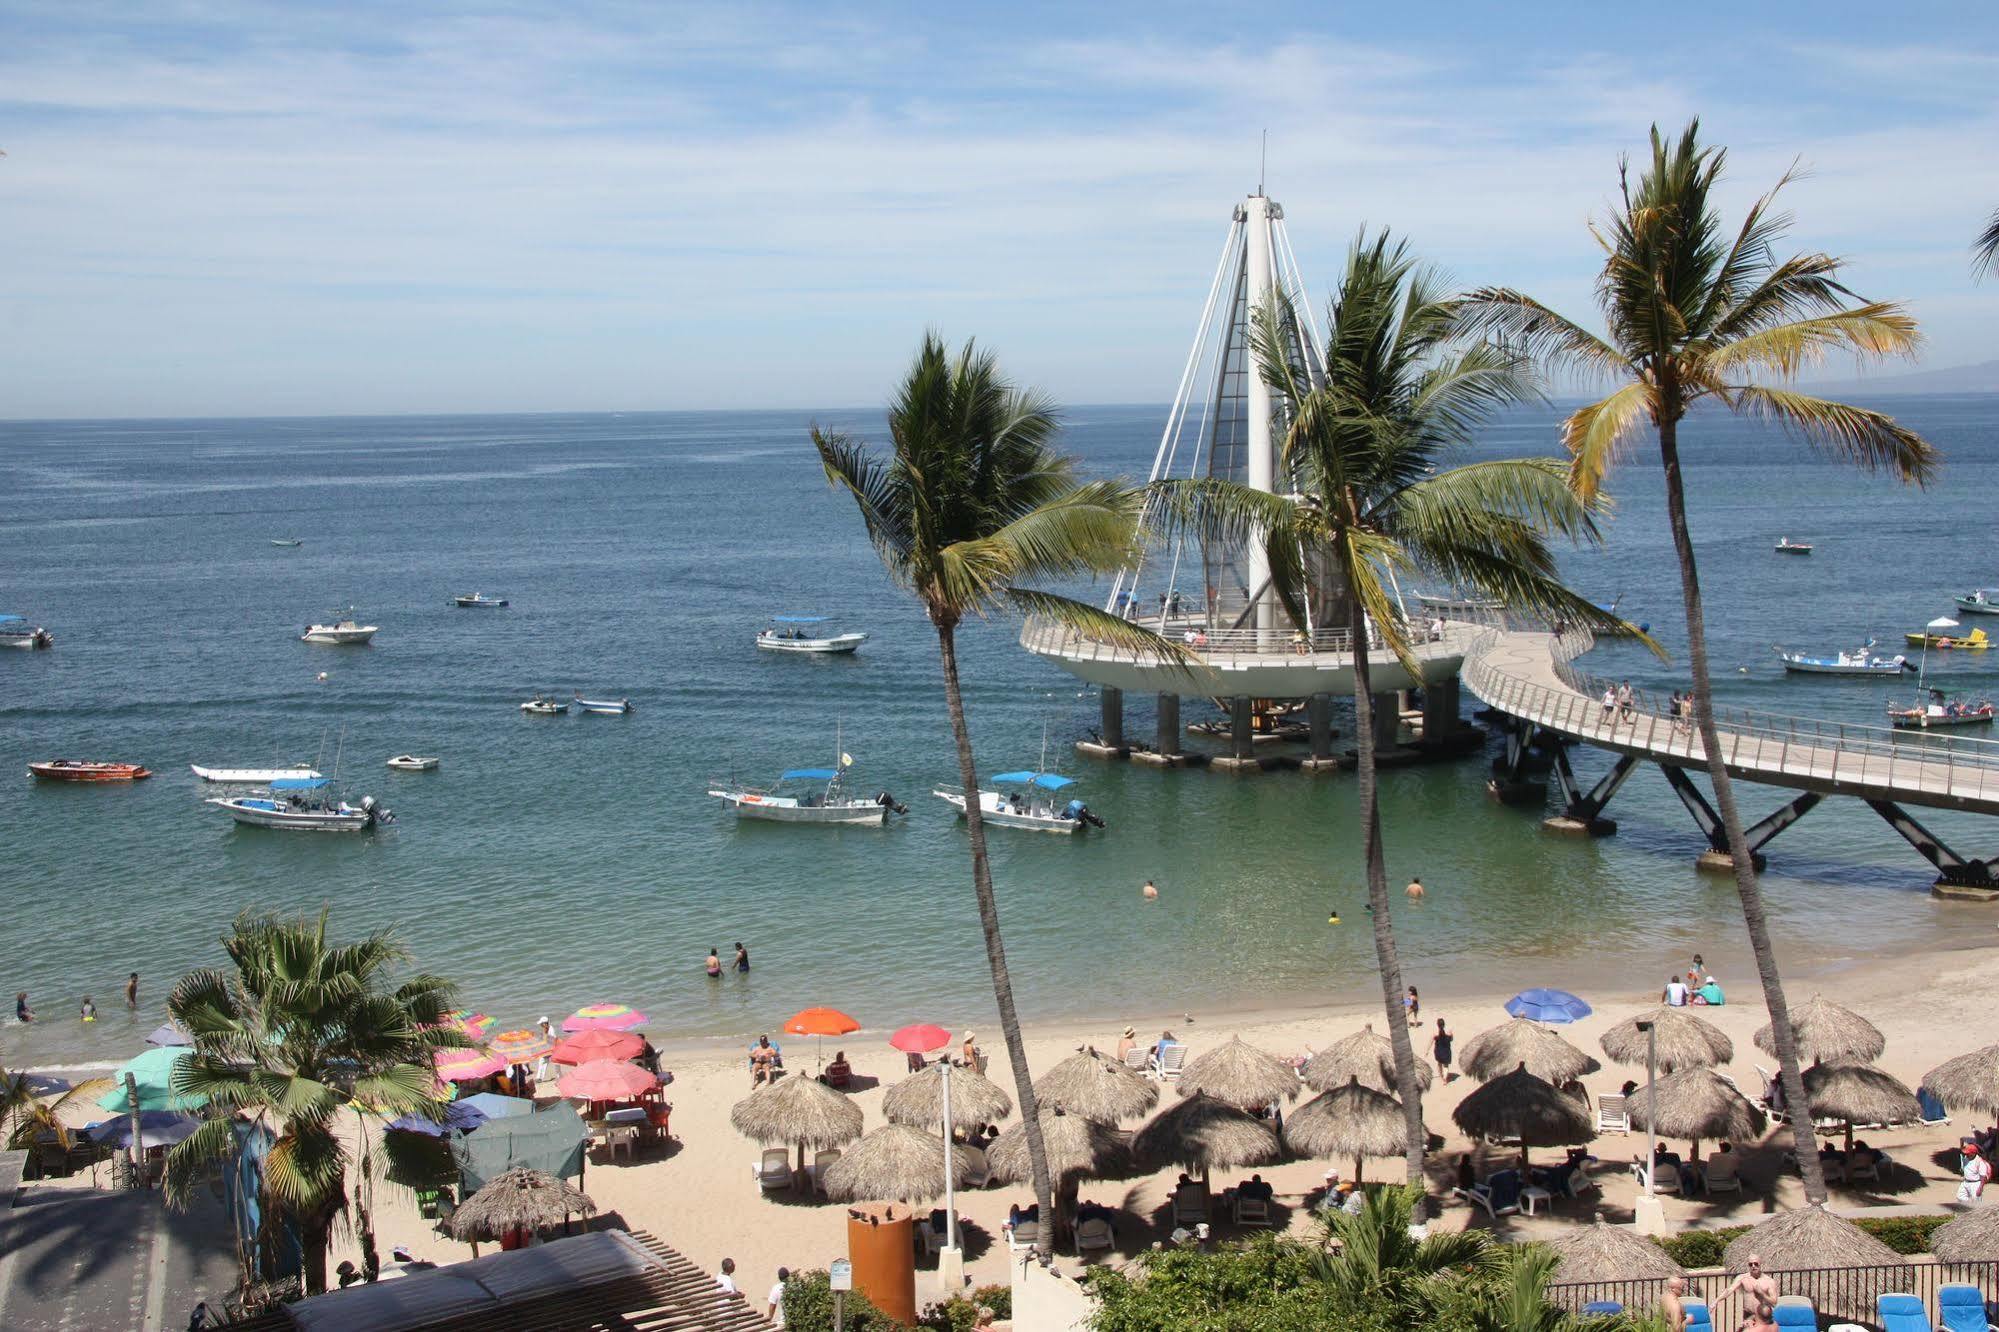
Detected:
[917,1285,1012,1332]
[782,1269,903,1331]
[1854,1213,1951,1255]
[1651,1227,1749,1268]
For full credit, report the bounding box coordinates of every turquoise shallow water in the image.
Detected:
[3,399,1998,1068]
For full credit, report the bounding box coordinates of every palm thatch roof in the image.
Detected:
[882,1063,1013,1132]
[1922,1044,1999,1118]
[1753,994,1884,1066]
[1451,1065,1595,1148]
[1548,1213,1687,1285]
[1459,1019,1600,1085]
[1722,1205,1903,1322]
[988,1109,1132,1184]
[1286,1076,1406,1181]
[1132,1092,1280,1175]
[1802,1063,1922,1131]
[1173,1036,1299,1112]
[1300,1024,1432,1094]
[1599,1006,1733,1073]
[1624,1069,1766,1148]
[1034,1047,1158,1125]
[729,1074,864,1150]
[819,1124,986,1205]
[447,1166,594,1242]
[1931,1204,1999,1265]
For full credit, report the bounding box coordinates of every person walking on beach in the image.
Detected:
[1405,876,1424,900]
[1431,1019,1454,1083]
[733,942,750,973]
[125,973,139,1009]
[705,948,722,978]
[1959,1140,1992,1201]
[15,992,32,1023]
[1404,987,1420,1026]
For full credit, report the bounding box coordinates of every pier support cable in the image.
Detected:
[1660,766,1823,873]
[1544,750,1638,836]
[1865,799,1999,899]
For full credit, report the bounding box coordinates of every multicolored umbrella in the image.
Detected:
[434,1046,507,1083]
[889,1024,951,1054]
[556,1059,657,1101]
[549,1029,642,1066]
[561,1003,647,1033]
[489,1028,555,1064]
[443,1009,497,1038]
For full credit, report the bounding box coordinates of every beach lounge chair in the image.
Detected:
[1172,1182,1211,1226]
[1702,1153,1742,1194]
[1151,1045,1188,1083]
[1595,1094,1629,1133]
[754,1147,793,1193]
[1455,1169,1522,1218]
[1581,1302,1622,1316]
[1772,1295,1816,1330]
[1233,1192,1272,1227]
[1075,1216,1115,1255]
[1630,1159,1681,1195]
[804,1148,840,1195]
[1878,1292,1930,1332]
[1938,1283,1999,1332]
[1004,1217,1041,1253]
[1920,1087,1950,1126]
[1122,1047,1150,1073]
[1683,1297,1711,1331]
[1849,1150,1885,1183]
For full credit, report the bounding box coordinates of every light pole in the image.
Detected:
[1633,1018,1665,1235]
[940,1060,958,1251]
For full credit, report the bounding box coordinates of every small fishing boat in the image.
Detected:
[206,776,391,831]
[933,771,1105,834]
[520,695,568,715]
[709,755,905,825]
[1774,643,1911,676]
[1413,591,1501,615]
[301,611,377,645]
[1956,590,1999,615]
[270,539,303,548]
[756,615,868,655]
[1774,538,1813,554]
[454,593,509,609]
[1905,627,1990,650]
[385,755,440,771]
[191,764,322,784]
[0,613,53,649]
[1889,690,1998,729]
[573,695,633,715]
[29,760,151,782]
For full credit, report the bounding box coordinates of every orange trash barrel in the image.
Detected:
[845,1202,916,1324]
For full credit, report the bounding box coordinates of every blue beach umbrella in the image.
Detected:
[84,1111,200,1151]
[459,1092,535,1120]
[1505,989,1592,1024]
[386,1101,488,1138]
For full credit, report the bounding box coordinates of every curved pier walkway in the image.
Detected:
[1459,624,1999,894]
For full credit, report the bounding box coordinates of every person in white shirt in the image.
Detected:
[766,1267,789,1327]
[1662,975,1689,1007]
[716,1256,738,1295]
[1959,1144,1992,1201]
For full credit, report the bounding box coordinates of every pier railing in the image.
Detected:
[1459,620,1999,805]
[1021,613,1477,664]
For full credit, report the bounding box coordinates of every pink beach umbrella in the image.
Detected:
[562,1003,648,1033]
[556,1059,658,1101]
[889,1024,952,1055]
[433,1046,506,1083]
[443,1009,497,1039]
[549,1029,644,1066]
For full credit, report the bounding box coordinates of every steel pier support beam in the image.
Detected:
[1866,800,1999,901]
[1100,687,1123,751]
[1155,693,1181,758]
[1543,750,1637,837]
[1486,715,1545,806]
[1302,694,1339,771]
[1660,766,1823,874]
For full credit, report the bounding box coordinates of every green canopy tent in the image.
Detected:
[97,1047,206,1114]
[453,1102,589,1194]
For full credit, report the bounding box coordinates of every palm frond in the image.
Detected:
[1979,207,1999,279]
[814,427,914,578]
[1704,305,1921,380]
[1145,477,1301,555]
[1454,289,1632,381]
[1705,252,1859,343]
[1001,588,1195,667]
[163,1116,238,1208]
[1726,385,1939,484]
[1394,458,1611,548]
[1558,382,1655,502]
[1342,529,1419,677]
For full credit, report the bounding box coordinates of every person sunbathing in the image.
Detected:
[821,1051,852,1086]
[749,1036,779,1085]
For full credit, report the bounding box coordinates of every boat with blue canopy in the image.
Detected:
[1774,641,1911,676]
[708,748,903,825]
[206,775,392,832]
[756,614,868,655]
[0,612,53,650]
[933,769,1105,834]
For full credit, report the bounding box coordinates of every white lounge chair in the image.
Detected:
[1122,1047,1150,1073]
[1629,1159,1682,1195]
[1702,1154,1742,1194]
[1849,1151,1888,1184]
[1004,1217,1041,1253]
[1151,1045,1188,1083]
[1595,1094,1629,1134]
[754,1147,793,1193]
[1075,1216,1115,1255]
[804,1148,840,1196]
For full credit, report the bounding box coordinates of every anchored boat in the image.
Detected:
[454,593,509,608]
[191,764,322,784]
[1774,538,1813,554]
[520,695,568,715]
[301,610,377,645]
[29,760,150,782]
[1774,643,1911,676]
[709,755,904,825]
[1906,628,1989,650]
[1889,690,1997,729]
[1957,590,1999,615]
[270,538,303,548]
[207,776,391,831]
[385,755,440,771]
[756,615,868,655]
[0,613,53,649]
[933,771,1104,834]
[573,695,633,715]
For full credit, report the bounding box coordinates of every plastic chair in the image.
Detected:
[1771,1295,1816,1330]
[1075,1216,1115,1255]
[1581,1302,1622,1316]
[1877,1292,1929,1332]
[1682,1297,1712,1331]
[1938,1284,1999,1332]
[754,1147,793,1192]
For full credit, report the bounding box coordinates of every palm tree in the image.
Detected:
[1312,1184,1496,1308]
[2,1069,111,1168]
[815,334,1167,1248]
[163,910,463,1293]
[1161,233,1628,1196]
[1977,209,1999,278]
[1460,120,1936,1205]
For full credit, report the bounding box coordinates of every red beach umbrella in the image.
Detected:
[433,1047,506,1083]
[889,1024,952,1054]
[555,1059,657,1101]
[562,1003,647,1033]
[549,1029,643,1066]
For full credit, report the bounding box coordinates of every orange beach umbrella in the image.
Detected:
[784,1007,861,1068]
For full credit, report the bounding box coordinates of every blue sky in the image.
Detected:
[2,1,1995,418]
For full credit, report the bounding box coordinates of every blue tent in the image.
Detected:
[781,768,839,781]
[460,1092,535,1121]
[387,1101,488,1137]
[989,771,1076,790]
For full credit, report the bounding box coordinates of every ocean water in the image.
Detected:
[3,398,1997,1069]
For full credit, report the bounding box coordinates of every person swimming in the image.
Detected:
[705,948,722,978]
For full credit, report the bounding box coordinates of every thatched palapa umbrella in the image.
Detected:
[731,1072,864,1173]
[819,1123,984,1204]
[990,1108,1132,1185]
[1624,1068,1766,1158]
[1922,1044,1999,1118]
[1722,1205,1902,1323]
[1545,1212,1686,1310]
[1034,1047,1158,1125]
[1753,994,1884,1066]
[447,1166,594,1248]
[1931,1203,1999,1266]
[1174,1036,1299,1112]
[1801,1062,1922,1152]
[1451,1064,1594,1169]
[883,1063,1013,1132]
[1599,1006,1733,1074]
[1133,1092,1280,1181]
[1301,1024,1433,1094]
[1287,1075,1406,1184]
[1460,1018,1600,1085]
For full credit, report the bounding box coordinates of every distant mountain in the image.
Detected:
[1801,358,1999,397]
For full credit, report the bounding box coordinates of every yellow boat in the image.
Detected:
[1906,627,1990,650]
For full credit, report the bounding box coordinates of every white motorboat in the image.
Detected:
[933,770,1104,834]
[454,593,509,609]
[1774,538,1813,554]
[1889,689,1998,729]
[270,538,303,548]
[1957,589,1999,616]
[207,777,391,832]
[0,613,53,649]
[301,611,377,645]
[756,615,868,655]
[520,695,568,715]
[1774,643,1911,676]
[709,758,905,825]
[191,764,322,784]
[385,755,440,771]
[574,695,633,715]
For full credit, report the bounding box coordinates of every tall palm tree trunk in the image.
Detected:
[933,618,1057,1246]
[1348,596,1428,1199]
[1656,412,1826,1204]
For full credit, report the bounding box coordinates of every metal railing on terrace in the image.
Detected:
[1021,612,1475,663]
[1549,1257,1999,1327]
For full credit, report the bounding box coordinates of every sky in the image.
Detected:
[3,1,1997,419]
